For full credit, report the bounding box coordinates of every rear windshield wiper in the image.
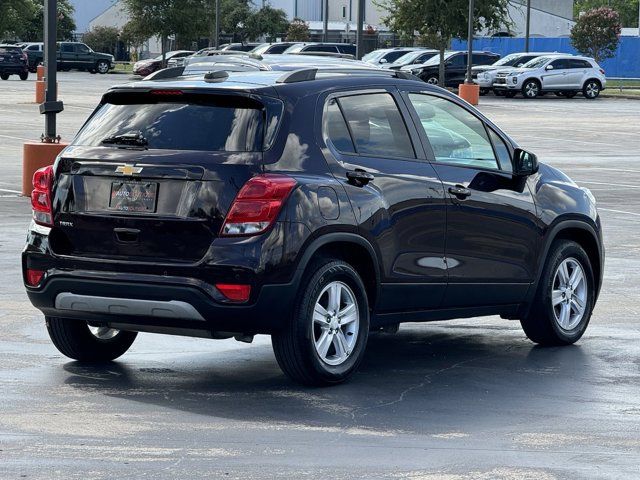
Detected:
[101,132,148,149]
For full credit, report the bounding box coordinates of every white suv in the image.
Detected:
[492,55,606,99]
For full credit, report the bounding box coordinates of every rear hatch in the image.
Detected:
[50,89,281,264]
[0,46,25,66]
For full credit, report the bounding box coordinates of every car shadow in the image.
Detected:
[62,323,592,435]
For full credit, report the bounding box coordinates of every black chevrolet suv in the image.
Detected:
[23,68,604,385]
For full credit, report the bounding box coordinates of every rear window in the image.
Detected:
[74,95,265,152]
[0,47,21,54]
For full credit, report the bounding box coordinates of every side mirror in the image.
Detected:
[545,64,554,71]
[513,148,539,176]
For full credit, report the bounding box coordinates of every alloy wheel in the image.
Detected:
[97,61,109,74]
[312,281,359,366]
[585,82,600,98]
[427,76,439,85]
[551,257,588,331]
[524,81,539,98]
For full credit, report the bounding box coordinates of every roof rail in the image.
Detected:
[276,67,419,84]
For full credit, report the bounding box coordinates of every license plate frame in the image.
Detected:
[108,181,158,213]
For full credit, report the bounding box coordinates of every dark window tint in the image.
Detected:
[513,55,535,67]
[448,54,466,67]
[306,45,339,53]
[416,52,437,63]
[73,98,264,152]
[325,100,355,153]
[550,59,570,69]
[568,59,592,69]
[78,44,91,53]
[338,93,415,159]
[27,44,40,51]
[337,44,356,55]
[472,54,496,65]
[61,44,75,53]
[383,50,409,63]
[267,44,290,54]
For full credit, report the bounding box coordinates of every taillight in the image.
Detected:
[25,268,44,287]
[221,174,297,236]
[215,283,251,302]
[31,165,54,226]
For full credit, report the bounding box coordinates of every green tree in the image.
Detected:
[575,0,639,28]
[246,5,289,40]
[120,20,148,61]
[286,18,310,42]
[83,26,120,55]
[376,0,511,86]
[3,0,76,41]
[0,0,35,41]
[571,7,622,63]
[123,0,206,64]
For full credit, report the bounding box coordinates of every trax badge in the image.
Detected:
[115,164,143,176]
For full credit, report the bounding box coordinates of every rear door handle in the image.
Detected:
[448,185,471,199]
[346,169,374,186]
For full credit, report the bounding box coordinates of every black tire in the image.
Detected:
[271,259,370,386]
[479,88,489,96]
[520,240,595,346]
[425,74,439,86]
[19,72,28,81]
[0,73,9,80]
[89,68,97,74]
[46,316,137,362]
[96,60,110,74]
[505,91,517,98]
[494,90,505,97]
[522,79,540,99]
[562,91,578,98]
[583,79,601,99]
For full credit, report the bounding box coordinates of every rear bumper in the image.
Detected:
[0,65,28,74]
[26,272,296,335]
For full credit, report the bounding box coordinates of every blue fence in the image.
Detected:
[451,36,640,78]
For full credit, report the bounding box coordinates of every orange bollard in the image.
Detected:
[35,80,58,104]
[36,64,44,81]
[22,141,69,196]
[458,83,480,106]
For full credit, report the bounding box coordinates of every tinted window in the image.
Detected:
[325,100,355,153]
[337,44,356,55]
[0,47,21,54]
[306,45,338,53]
[488,129,512,172]
[550,59,570,69]
[338,93,415,159]
[448,54,466,67]
[61,44,75,53]
[73,98,264,152]
[78,44,91,53]
[267,44,290,54]
[569,59,592,69]
[472,54,496,65]
[408,93,498,170]
[514,55,535,67]
[27,44,40,51]
[383,50,409,63]
[416,52,437,63]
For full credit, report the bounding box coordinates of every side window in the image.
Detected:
[307,45,338,53]
[27,44,39,51]
[448,55,465,67]
[488,129,512,173]
[417,52,436,63]
[407,93,499,170]
[570,59,592,69]
[61,44,74,53]
[550,59,569,70]
[78,44,90,54]
[472,54,493,65]
[324,99,355,153]
[338,93,415,159]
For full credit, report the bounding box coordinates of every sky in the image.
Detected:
[69,0,118,32]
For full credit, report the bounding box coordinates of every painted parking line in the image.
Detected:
[578,180,640,189]
[599,208,640,218]
[0,188,22,194]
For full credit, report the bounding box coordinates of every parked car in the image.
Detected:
[493,55,606,99]
[284,42,356,57]
[250,42,298,55]
[21,42,43,72]
[25,42,114,74]
[382,49,439,70]
[362,47,425,66]
[24,68,603,386]
[133,50,195,76]
[472,52,564,95]
[0,44,29,80]
[403,51,500,87]
[219,43,261,52]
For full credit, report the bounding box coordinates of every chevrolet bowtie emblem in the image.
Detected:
[115,164,143,176]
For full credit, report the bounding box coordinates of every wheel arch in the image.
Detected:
[293,233,381,309]
[584,77,602,89]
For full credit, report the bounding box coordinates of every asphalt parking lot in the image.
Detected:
[1,72,639,479]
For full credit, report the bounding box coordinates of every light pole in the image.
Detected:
[525,0,531,52]
[215,0,220,49]
[465,0,474,84]
[42,0,63,141]
[323,0,329,42]
[356,0,364,59]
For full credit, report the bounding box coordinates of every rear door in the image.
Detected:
[446,54,467,87]
[51,90,277,264]
[402,90,539,307]
[567,59,591,88]
[59,43,76,68]
[321,89,447,311]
